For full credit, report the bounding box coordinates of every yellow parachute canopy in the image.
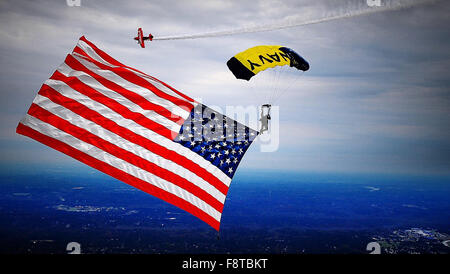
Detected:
[227,45,309,81]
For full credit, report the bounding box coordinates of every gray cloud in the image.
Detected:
[1,0,449,176]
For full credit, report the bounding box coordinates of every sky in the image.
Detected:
[0,0,449,177]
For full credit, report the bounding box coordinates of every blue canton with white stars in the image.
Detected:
[174,104,258,179]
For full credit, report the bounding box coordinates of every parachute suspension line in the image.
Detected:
[271,71,305,105]
[261,70,269,104]
[253,71,268,105]
[275,70,304,103]
[269,65,286,104]
[253,72,263,104]
[267,66,280,104]
[268,68,276,104]
[269,66,281,104]
[247,67,259,102]
[266,67,275,104]
[256,68,278,106]
[274,65,288,103]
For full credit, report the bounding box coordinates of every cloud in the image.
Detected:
[1,0,449,176]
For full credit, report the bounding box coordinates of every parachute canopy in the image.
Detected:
[227,45,309,81]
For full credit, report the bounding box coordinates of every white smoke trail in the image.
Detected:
[153,0,437,41]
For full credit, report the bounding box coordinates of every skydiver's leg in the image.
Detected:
[260,124,266,133]
[260,118,268,133]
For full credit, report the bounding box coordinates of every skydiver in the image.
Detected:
[259,104,271,134]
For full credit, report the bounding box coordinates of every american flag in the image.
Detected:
[16,36,258,231]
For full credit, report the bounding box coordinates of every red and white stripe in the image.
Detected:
[16,36,232,230]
